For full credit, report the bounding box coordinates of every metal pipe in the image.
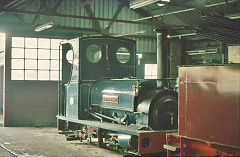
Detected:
[113,30,145,37]
[155,29,166,87]
[157,32,163,81]
[93,112,126,125]
[167,33,196,39]
[133,0,236,22]
[90,112,103,122]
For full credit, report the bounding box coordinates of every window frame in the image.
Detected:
[11,37,63,81]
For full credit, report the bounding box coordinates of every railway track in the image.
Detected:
[0,143,18,157]
[0,144,46,157]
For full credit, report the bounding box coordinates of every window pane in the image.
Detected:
[25,60,37,69]
[51,60,59,70]
[50,71,59,80]
[66,50,74,64]
[116,47,130,64]
[11,70,24,80]
[38,49,50,59]
[12,48,24,58]
[38,60,49,70]
[25,49,37,59]
[152,64,157,76]
[51,49,59,59]
[38,71,49,80]
[144,64,157,79]
[12,59,24,69]
[145,76,151,79]
[25,38,37,48]
[12,37,24,47]
[51,39,62,49]
[38,38,50,49]
[145,64,151,75]
[151,75,157,79]
[25,70,37,80]
[86,45,102,63]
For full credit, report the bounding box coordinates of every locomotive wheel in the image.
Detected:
[150,95,177,130]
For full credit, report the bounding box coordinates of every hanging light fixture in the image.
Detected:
[34,22,54,32]
[161,0,170,2]
[130,0,161,9]
[157,3,165,6]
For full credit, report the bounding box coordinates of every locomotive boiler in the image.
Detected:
[57,36,178,155]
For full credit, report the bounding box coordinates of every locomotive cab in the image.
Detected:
[59,37,136,119]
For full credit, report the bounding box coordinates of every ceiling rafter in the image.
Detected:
[2,0,20,9]
[135,0,237,22]
[32,0,48,24]
[7,0,26,9]
[0,8,152,25]
[105,2,125,32]
[0,0,26,15]
[0,19,156,39]
[82,0,103,34]
[32,0,63,25]
[53,0,63,10]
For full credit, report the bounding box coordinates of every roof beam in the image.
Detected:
[5,0,26,9]
[53,0,63,10]
[0,20,156,39]
[0,8,152,25]
[133,0,237,21]
[105,2,125,31]
[0,0,26,15]
[82,0,103,33]
[2,0,19,9]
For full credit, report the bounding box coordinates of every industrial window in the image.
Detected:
[11,37,63,81]
[144,64,157,79]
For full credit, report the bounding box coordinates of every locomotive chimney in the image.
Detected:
[155,28,167,87]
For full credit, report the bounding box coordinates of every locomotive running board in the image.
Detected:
[57,115,175,136]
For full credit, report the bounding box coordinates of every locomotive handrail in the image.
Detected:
[89,112,103,122]
[92,112,127,125]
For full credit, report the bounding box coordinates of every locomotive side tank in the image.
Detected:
[91,79,178,130]
[57,36,178,155]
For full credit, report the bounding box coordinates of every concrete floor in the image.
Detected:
[0,115,122,157]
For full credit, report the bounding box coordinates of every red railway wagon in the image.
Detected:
[165,64,240,156]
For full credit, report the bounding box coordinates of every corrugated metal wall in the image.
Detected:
[8,0,157,54]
